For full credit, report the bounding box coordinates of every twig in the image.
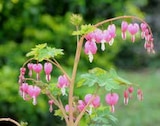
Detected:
[0,118,21,126]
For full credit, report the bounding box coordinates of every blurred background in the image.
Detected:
[0,0,160,125]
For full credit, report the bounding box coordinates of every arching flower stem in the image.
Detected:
[47,59,71,82]
[0,118,21,126]
[94,15,153,37]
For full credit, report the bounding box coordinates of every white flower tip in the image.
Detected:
[88,52,93,63]
[33,97,37,105]
[101,42,105,51]
[61,87,67,96]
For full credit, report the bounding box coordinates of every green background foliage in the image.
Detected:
[0,0,160,125]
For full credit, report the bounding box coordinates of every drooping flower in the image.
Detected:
[107,24,116,45]
[27,63,33,77]
[101,30,112,50]
[94,29,103,43]
[105,93,119,113]
[123,89,129,105]
[140,23,148,39]
[27,85,41,105]
[85,31,96,42]
[57,75,69,96]
[65,104,75,113]
[18,67,26,85]
[137,89,143,101]
[84,94,100,115]
[65,105,69,112]
[32,63,43,80]
[128,86,134,98]
[44,62,53,82]
[128,23,139,42]
[77,100,86,112]
[121,21,128,40]
[144,40,155,53]
[48,100,54,113]
[18,74,25,85]
[84,40,97,63]
[20,83,29,100]
[20,67,26,76]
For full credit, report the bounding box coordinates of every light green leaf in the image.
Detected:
[54,109,64,120]
[72,24,96,36]
[26,43,63,61]
[49,83,61,96]
[26,43,47,57]
[77,67,133,91]
[20,121,28,126]
[72,30,82,36]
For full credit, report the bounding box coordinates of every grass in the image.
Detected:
[115,68,160,126]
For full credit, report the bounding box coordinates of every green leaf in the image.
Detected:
[72,30,82,36]
[72,24,96,36]
[49,83,61,96]
[89,106,115,126]
[80,24,96,34]
[26,43,63,61]
[26,43,47,57]
[89,67,107,75]
[20,121,28,126]
[77,67,133,91]
[54,109,64,120]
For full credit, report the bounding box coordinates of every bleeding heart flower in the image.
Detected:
[27,63,33,77]
[32,63,43,80]
[128,23,139,42]
[108,24,116,45]
[48,100,54,113]
[44,62,53,82]
[27,85,41,105]
[20,83,29,100]
[121,21,128,40]
[77,100,86,112]
[84,40,97,63]
[57,75,69,96]
[84,94,100,115]
[105,93,119,113]
[124,89,129,105]
[137,89,143,101]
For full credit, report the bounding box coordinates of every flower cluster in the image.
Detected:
[77,94,100,115]
[105,86,143,113]
[18,62,53,105]
[18,61,70,109]
[19,83,41,105]
[84,21,154,62]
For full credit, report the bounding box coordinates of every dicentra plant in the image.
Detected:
[1,14,155,126]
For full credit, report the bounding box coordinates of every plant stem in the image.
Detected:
[45,90,69,125]
[74,86,99,125]
[68,36,85,125]
[74,95,96,125]
[94,15,153,36]
[0,118,21,126]
[47,59,71,81]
